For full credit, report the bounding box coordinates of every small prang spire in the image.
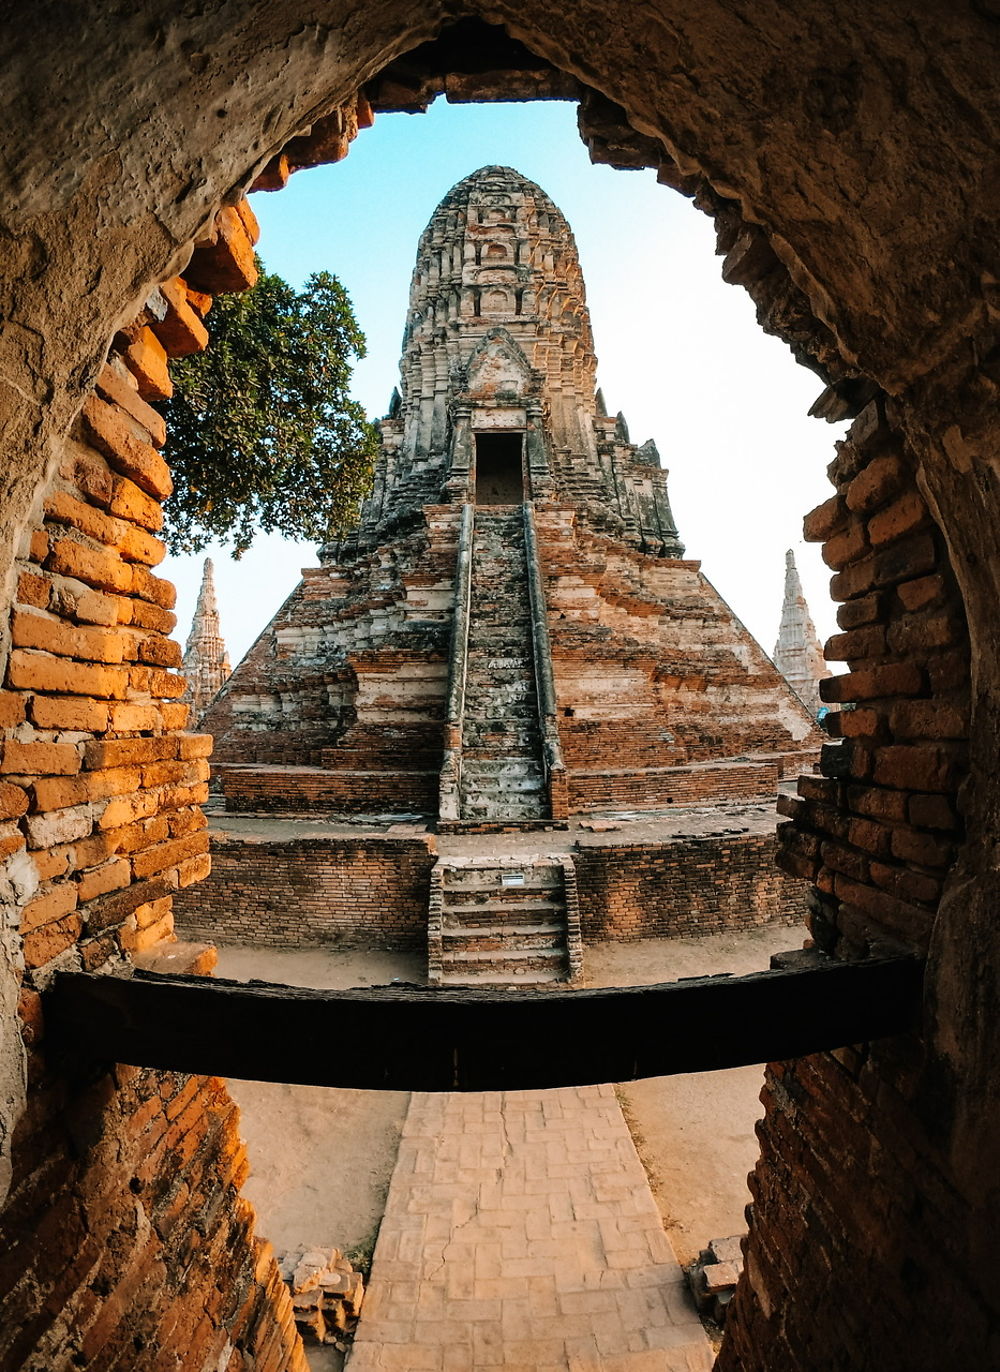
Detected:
[182,558,232,722]
[773,549,829,717]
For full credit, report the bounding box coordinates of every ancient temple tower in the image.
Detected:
[773,549,830,718]
[205,167,819,821]
[182,558,232,722]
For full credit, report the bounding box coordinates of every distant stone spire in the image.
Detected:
[773,549,829,717]
[182,558,232,722]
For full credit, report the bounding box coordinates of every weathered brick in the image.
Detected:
[887,613,962,655]
[186,206,258,294]
[0,781,29,821]
[7,649,130,699]
[121,325,173,400]
[867,491,930,546]
[821,520,869,571]
[803,494,848,543]
[152,277,211,357]
[873,744,963,792]
[820,662,923,704]
[107,702,163,732]
[33,767,141,813]
[130,565,177,609]
[76,858,132,903]
[847,783,909,823]
[24,804,94,849]
[135,634,183,668]
[845,453,906,514]
[0,739,81,776]
[824,626,886,663]
[29,528,49,563]
[22,912,83,967]
[108,474,165,532]
[21,881,79,932]
[79,393,173,500]
[95,359,168,446]
[46,536,132,594]
[889,700,968,740]
[127,598,177,634]
[0,825,25,862]
[161,703,191,731]
[83,877,172,933]
[16,570,49,610]
[178,734,213,760]
[12,608,126,665]
[897,574,946,613]
[29,695,110,733]
[908,793,960,831]
[873,533,937,589]
[890,826,954,868]
[84,738,177,769]
[98,791,165,830]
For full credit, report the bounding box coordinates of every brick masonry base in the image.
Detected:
[172,830,806,950]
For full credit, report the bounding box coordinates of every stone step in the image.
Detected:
[460,756,543,777]
[460,799,548,819]
[441,896,564,915]
[440,946,566,967]
[435,969,567,987]
[440,870,561,892]
[441,928,563,952]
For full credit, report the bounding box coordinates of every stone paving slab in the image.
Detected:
[347,1085,713,1370]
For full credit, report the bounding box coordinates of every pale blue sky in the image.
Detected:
[164,100,843,664]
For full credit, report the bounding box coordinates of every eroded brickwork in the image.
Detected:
[719,399,974,1370]
[574,834,805,941]
[0,193,311,1370]
[172,835,435,948]
[171,829,799,951]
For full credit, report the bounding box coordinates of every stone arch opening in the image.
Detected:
[1,8,998,1372]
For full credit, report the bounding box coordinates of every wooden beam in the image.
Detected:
[46,954,922,1092]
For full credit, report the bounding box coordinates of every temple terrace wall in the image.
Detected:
[171,829,805,950]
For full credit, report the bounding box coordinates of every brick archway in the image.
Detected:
[1,8,999,1371]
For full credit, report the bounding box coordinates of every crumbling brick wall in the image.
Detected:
[0,195,318,1370]
[718,398,973,1372]
[172,835,435,948]
[574,833,806,941]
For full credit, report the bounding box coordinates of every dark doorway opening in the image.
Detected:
[474,432,525,504]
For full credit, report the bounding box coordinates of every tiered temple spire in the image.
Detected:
[773,549,830,717]
[182,558,231,722]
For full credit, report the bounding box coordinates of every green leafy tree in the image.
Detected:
[162,260,377,556]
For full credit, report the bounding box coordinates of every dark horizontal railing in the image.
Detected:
[45,952,923,1092]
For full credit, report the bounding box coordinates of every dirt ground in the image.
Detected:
[213,947,421,1261]
[585,927,802,1265]
[214,925,800,1277]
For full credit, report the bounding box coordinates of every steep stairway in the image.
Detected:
[428,858,582,987]
[460,508,548,820]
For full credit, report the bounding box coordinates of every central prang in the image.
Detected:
[187,166,821,987]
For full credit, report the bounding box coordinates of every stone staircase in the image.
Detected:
[427,857,583,987]
[459,509,548,821]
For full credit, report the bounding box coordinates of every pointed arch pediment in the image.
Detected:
[464,328,535,398]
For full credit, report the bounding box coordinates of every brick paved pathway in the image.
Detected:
[347,1085,714,1370]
